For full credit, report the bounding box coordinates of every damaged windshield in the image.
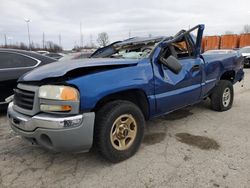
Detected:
[91,37,164,59]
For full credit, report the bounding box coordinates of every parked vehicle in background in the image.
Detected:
[7,25,244,162]
[203,49,237,55]
[36,51,64,60]
[36,50,49,55]
[0,49,56,110]
[44,52,64,60]
[239,46,250,67]
[59,52,93,61]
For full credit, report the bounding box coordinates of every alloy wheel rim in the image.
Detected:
[110,114,137,151]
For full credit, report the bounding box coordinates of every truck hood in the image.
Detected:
[19,58,139,82]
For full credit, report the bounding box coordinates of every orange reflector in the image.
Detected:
[61,105,72,111]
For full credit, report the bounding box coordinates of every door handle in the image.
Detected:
[191,65,200,72]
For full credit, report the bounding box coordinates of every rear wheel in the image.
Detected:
[211,80,234,111]
[94,100,145,163]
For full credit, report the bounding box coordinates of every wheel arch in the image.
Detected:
[93,89,150,120]
[220,70,236,83]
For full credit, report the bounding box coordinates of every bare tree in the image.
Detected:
[0,41,63,52]
[45,41,63,52]
[20,42,28,50]
[243,25,250,34]
[97,32,109,47]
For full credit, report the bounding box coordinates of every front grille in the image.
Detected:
[14,88,35,110]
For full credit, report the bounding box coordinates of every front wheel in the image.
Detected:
[211,80,234,111]
[94,100,145,163]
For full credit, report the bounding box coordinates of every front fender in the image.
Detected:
[67,59,154,112]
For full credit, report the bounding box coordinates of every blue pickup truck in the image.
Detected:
[7,25,244,162]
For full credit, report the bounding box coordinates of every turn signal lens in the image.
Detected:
[61,105,72,111]
[61,87,78,101]
[40,104,72,112]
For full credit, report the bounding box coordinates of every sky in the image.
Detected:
[0,0,249,49]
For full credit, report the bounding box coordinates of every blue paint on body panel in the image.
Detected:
[19,25,244,119]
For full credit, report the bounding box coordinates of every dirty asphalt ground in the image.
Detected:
[0,70,250,188]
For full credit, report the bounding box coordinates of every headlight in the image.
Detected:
[39,85,79,112]
[39,85,79,101]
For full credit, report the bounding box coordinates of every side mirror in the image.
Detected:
[160,55,182,74]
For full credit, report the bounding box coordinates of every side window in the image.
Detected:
[161,35,195,62]
[172,36,195,59]
[0,52,38,69]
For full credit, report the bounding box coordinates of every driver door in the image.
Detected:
[153,25,204,115]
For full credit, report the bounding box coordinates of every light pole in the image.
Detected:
[4,34,7,47]
[7,36,13,45]
[80,22,83,47]
[25,19,31,50]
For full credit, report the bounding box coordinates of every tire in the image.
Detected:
[243,58,250,68]
[94,100,145,163]
[211,80,234,111]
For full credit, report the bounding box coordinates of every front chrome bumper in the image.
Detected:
[7,102,95,152]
